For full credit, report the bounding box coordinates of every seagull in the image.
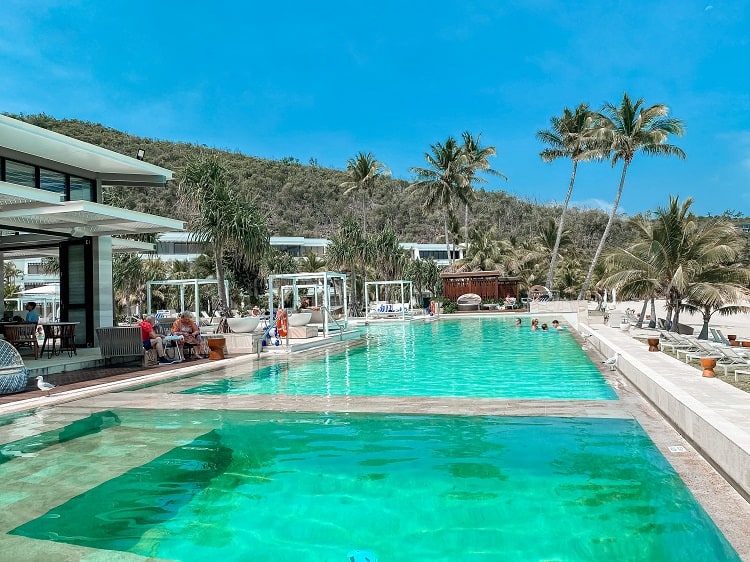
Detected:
[603,353,619,371]
[36,376,55,395]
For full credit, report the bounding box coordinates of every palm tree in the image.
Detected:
[327,218,366,315]
[298,251,327,272]
[578,93,686,300]
[460,132,506,238]
[341,152,390,233]
[178,153,270,313]
[537,103,597,290]
[410,137,470,265]
[405,257,440,306]
[603,196,750,333]
[455,224,506,272]
[681,275,750,339]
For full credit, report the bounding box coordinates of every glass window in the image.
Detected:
[5,160,36,188]
[69,176,94,201]
[27,263,44,274]
[40,169,66,197]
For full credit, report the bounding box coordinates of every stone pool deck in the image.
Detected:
[1,322,750,558]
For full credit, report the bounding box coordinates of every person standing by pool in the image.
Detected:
[138,316,174,365]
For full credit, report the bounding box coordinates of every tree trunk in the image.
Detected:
[650,297,657,328]
[444,210,452,265]
[578,161,629,300]
[672,299,682,332]
[636,297,648,329]
[464,202,469,241]
[546,160,577,290]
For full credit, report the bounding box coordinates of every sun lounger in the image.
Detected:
[680,340,723,363]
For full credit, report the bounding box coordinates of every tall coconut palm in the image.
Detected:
[537,103,597,290]
[410,137,470,265]
[341,152,391,233]
[578,93,685,300]
[179,153,270,314]
[460,132,506,238]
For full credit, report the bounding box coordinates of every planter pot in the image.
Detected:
[647,337,660,352]
[727,334,737,341]
[700,357,717,378]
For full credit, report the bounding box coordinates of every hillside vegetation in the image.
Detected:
[10,113,633,253]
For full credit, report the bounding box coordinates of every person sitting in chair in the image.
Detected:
[172,311,202,358]
[138,316,174,365]
[24,302,39,324]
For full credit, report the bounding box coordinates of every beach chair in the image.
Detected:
[658,332,697,354]
[0,339,29,395]
[733,369,750,383]
[714,346,750,377]
[680,340,723,363]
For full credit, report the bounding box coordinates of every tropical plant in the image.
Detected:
[603,196,750,333]
[298,251,327,272]
[460,132,506,237]
[455,224,506,272]
[405,257,440,305]
[340,152,390,233]
[327,218,367,315]
[409,137,470,265]
[578,93,686,300]
[537,103,597,290]
[178,153,270,313]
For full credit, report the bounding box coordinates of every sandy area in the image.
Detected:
[614,299,750,339]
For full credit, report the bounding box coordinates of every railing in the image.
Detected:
[320,306,345,340]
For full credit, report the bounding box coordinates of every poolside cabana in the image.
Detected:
[146,278,230,320]
[441,271,520,303]
[365,280,413,321]
[267,272,348,337]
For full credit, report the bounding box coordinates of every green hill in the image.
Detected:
[10,112,626,251]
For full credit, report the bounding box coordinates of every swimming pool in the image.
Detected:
[3,409,738,561]
[184,317,617,400]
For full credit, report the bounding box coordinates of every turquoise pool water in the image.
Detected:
[185,317,617,400]
[8,410,738,561]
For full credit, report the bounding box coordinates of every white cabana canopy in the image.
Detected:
[365,280,413,321]
[146,278,230,320]
[267,272,348,337]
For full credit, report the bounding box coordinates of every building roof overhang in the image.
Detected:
[0,115,173,186]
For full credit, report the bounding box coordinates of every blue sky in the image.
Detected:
[2,1,749,217]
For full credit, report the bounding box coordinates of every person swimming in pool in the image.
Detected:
[515,317,522,327]
[531,318,539,331]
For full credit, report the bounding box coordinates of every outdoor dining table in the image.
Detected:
[40,322,79,358]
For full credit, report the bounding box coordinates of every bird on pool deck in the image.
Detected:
[603,353,619,371]
[36,376,55,396]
